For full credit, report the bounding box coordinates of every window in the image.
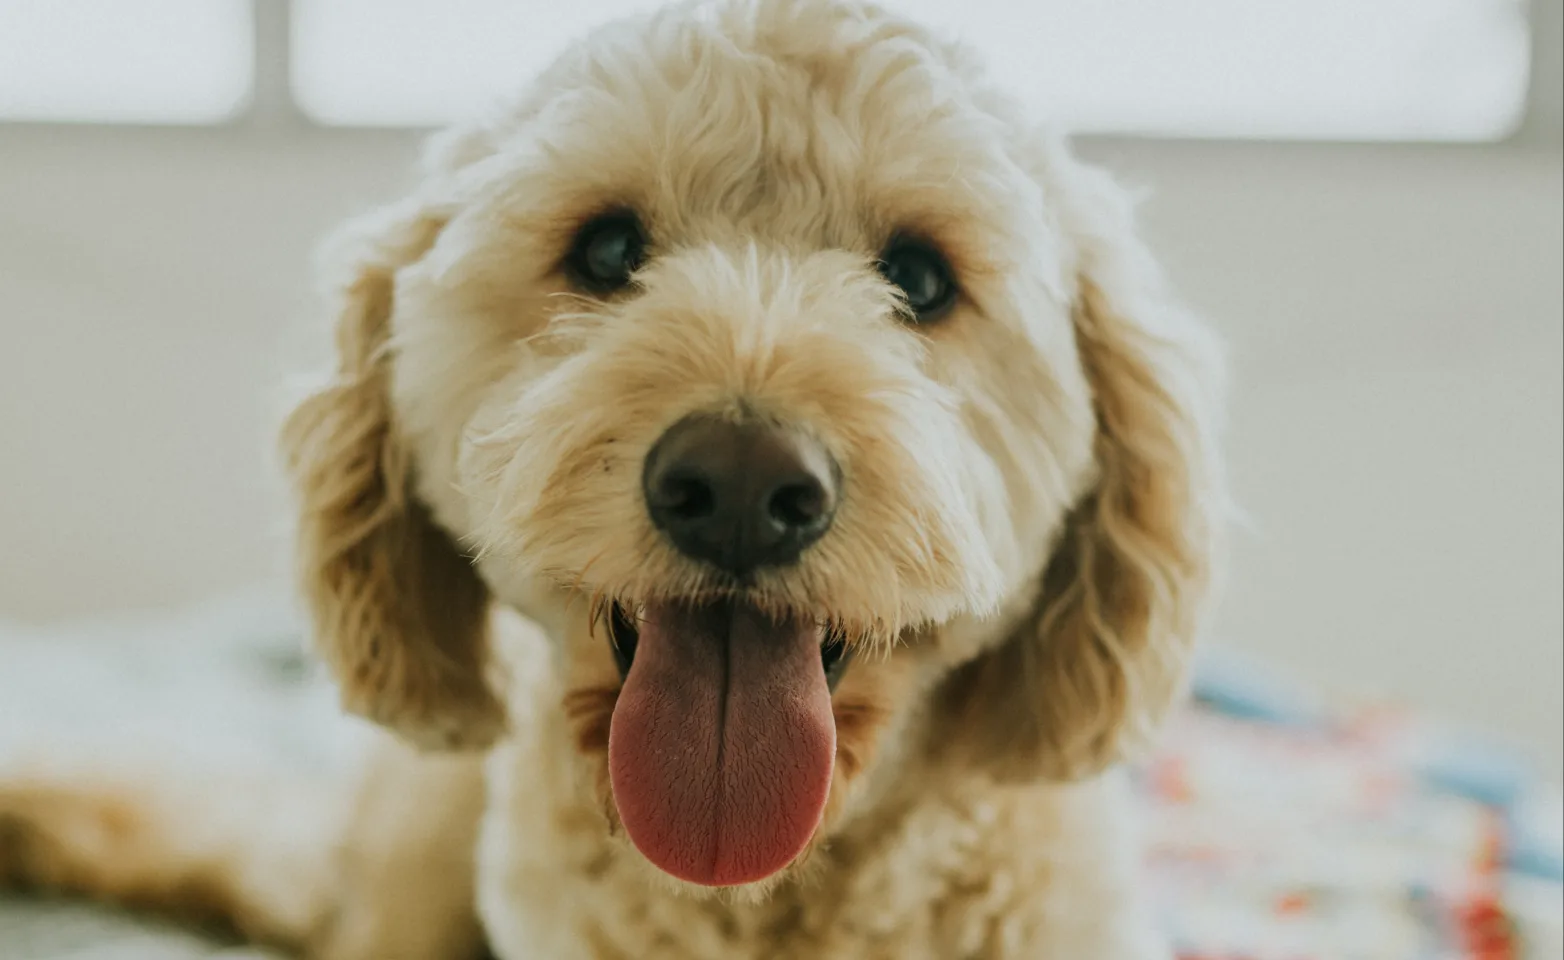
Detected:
[916,0,1532,141]
[290,0,666,127]
[0,0,254,124]
[290,0,1532,140]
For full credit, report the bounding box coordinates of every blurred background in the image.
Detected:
[0,0,1560,782]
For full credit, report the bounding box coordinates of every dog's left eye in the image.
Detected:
[567,213,647,292]
[878,239,956,322]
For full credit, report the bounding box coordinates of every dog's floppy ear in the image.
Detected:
[279,192,505,751]
[945,144,1227,782]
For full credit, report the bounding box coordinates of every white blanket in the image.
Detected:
[0,587,360,959]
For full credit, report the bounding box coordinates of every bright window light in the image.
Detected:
[917,0,1534,141]
[0,0,253,124]
[291,0,1531,141]
[290,0,664,127]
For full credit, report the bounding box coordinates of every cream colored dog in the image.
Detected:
[0,1,1226,956]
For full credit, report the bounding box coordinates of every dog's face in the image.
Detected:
[282,0,1224,896]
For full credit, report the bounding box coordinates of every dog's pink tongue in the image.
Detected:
[608,601,835,887]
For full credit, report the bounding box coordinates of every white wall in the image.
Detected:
[1,129,1560,776]
[1083,141,1563,780]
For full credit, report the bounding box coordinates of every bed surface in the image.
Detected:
[2,591,1559,959]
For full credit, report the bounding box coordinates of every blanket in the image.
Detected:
[1,591,1559,959]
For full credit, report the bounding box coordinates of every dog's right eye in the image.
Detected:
[877,237,957,323]
[566,213,647,293]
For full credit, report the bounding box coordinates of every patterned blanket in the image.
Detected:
[1142,655,1563,960]
[1,593,1560,958]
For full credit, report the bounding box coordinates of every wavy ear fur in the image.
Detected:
[944,143,1227,782]
[279,192,505,751]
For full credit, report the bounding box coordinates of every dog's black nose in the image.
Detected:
[643,414,839,575]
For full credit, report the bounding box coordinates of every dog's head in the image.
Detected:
[281,0,1225,895]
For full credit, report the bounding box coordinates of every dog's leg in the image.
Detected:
[0,761,345,950]
[0,736,490,960]
[308,736,489,960]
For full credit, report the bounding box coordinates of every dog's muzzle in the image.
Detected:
[598,413,855,888]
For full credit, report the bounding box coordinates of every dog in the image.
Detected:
[0,0,1226,956]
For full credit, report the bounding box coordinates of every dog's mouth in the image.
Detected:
[604,597,852,887]
[607,600,852,690]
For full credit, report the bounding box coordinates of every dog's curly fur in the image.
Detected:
[0,1,1226,956]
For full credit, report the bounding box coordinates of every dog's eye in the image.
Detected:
[877,240,956,322]
[567,213,647,292]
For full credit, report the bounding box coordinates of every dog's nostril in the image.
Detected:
[767,479,826,530]
[658,472,717,520]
